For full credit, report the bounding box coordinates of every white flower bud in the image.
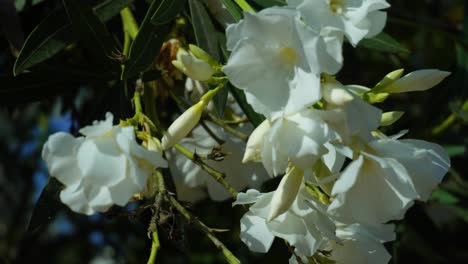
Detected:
[161,101,205,150]
[382,69,451,93]
[267,167,304,221]
[242,119,271,163]
[172,49,214,81]
[322,82,354,106]
[380,111,404,126]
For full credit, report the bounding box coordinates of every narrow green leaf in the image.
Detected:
[443,144,466,157]
[220,0,242,22]
[189,0,220,61]
[189,0,228,117]
[122,0,185,79]
[62,0,118,71]
[359,32,410,54]
[14,0,131,75]
[251,0,285,8]
[26,178,64,236]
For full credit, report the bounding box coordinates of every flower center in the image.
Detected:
[279,47,298,65]
[329,0,344,14]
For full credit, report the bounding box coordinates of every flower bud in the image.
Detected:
[161,101,205,150]
[267,166,304,221]
[322,82,354,106]
[380,111,404,126]
[172,49,214,81]
[381,69,451,93]
[189,44,216,65]
[242,119,271,163]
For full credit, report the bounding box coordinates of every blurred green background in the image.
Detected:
[1,0,467,263]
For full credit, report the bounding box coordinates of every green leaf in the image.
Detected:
[26,178,64,237]
[443,144,466,157]
[13,0,132,75]
[359,32,410,54]
[62,0,118,71]
[220,0,242,22]
[122,0,185,79]
[251,0,285,8]
[189,0,220,61]
[189,0,228,117]
[431,188,460,205]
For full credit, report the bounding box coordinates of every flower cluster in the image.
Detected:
[39,1,452,263]
[222,1,451,263]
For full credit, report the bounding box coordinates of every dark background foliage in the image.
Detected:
[0,0,467,263]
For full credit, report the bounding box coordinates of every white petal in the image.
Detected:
[79,112,114,137]
[240,212,275,253]
[42,132,83,186]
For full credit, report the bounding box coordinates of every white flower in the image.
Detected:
[168,123,269,202]
[328,138,450,227]
[223,8,323,120]
[321,82,382,145]
[172,49,214,81]
[289,0,390,46]
[379,69,451,93]
[328,223,394,264]
[260,109,340,176]
[42,113,167,215]
[234,188,336,258]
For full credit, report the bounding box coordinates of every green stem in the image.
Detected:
[431,99,468,136]
[167,195,241,264]
[174,144,238,198]
[147,229,160,264]
[120,7,139,39]
[133,90,143,116]
[234,0,255,12]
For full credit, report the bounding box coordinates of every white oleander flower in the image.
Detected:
[328,138,450,227]
[321,82,382,145]
[168,123,269,202]
[289,223,395,264]
[223,8,324,120]
[234,188,336,258]
[42,113,167,215]
[289,0,390,46]
[259,109,340,176]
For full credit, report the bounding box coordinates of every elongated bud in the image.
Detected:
[267,167,304,222]
[381,111,404,126]
[322,82,354,106]
[381,69,451,93]
[172,49,214,81]
[242,119,271,163]
[373,69,404,92]
[161,101,205,150]
[189,44,217,66]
